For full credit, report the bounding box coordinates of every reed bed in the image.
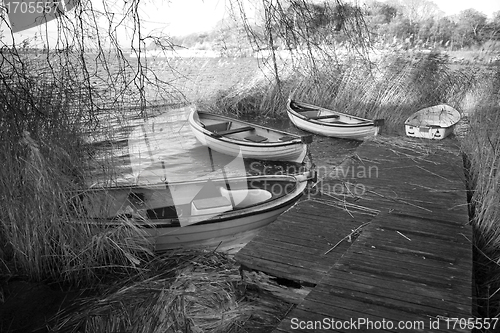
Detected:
[50,250,287,333]
[0,53,155,287]
[460,66,500,317]
[208,53,477,136]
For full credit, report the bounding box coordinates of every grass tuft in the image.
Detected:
[50,250,287,333]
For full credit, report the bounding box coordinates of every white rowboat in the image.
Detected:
[189,108,311,162]
[405,104,461,140]
[286,99,384,140]
[80,172,313,251]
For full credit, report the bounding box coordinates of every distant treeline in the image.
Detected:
[169,0,500,53]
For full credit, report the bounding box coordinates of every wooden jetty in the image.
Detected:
[235,137,472,332]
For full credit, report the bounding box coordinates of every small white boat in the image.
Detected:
[188,108,311,162]
[286,99,384,140]
[79,171,313,251]
[405,104,461,140]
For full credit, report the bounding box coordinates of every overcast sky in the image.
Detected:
[2,0,500,47]
[431,0,500,17]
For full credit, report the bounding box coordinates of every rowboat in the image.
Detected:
[80,171,314,251]
[188,108,311,162]
[286,99,384,140]
[405,104,461,140]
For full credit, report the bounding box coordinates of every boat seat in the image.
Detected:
[214,126,255,136]
[245,134,268,143]
[191,196,232,216]
[308,114,340,120]
[220,187,272,208]
[279,135,296,141]
[203,122,231,133]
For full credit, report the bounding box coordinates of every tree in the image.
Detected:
[397,0,440,25]
[453,9,487,47]
[485,11,500,41]
[365,1,399,25]
[430,17,455,47]
[229,0,372,81]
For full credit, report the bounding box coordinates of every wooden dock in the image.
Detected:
[235,137,472,332]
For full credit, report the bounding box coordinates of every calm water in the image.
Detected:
[87,105,361,187]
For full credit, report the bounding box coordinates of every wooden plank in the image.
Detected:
[238,240,344,268]
[346,246,471,282]
[236,254,325,285]
[320,269,472,307]
[243,231,333,251]
[351,236,467,265]
[266,212,351,232]
[214,125,254,136]
[244,237,339,256]
[236,138,472,332]
[240,219,346,249]
[299,282,468,320]
[354,234,472,264]
[253,220,339,241]
[312,278,470,316]
[237,249,330,273]
[368,214,471,242]
[333,257,471,290]
[355,225,470,256]
[285,200,373,219]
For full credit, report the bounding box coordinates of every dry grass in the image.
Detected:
[461,88,500,317]
[50,250,287,333]
[0,53,155,286]
[208,52,477,136]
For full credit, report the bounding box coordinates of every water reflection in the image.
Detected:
[88,105,360,187]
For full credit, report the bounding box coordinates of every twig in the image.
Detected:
[396,230,411,241]
[324,222,371,255]
[310,195,380,216]
[365,189,432,212]
[416,165,452,182]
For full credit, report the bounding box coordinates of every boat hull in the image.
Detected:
[405,104,461,140]
[82,173,310,251]
[405,124,456,140]
[148,197,299,251]
[286,99,383,140]
[189,109,308,162]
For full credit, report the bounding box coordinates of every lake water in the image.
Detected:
[87,104,361,187]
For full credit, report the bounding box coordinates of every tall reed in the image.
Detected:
[209,53,477,135]
[0,52,153,286]
[460,65,500,317]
